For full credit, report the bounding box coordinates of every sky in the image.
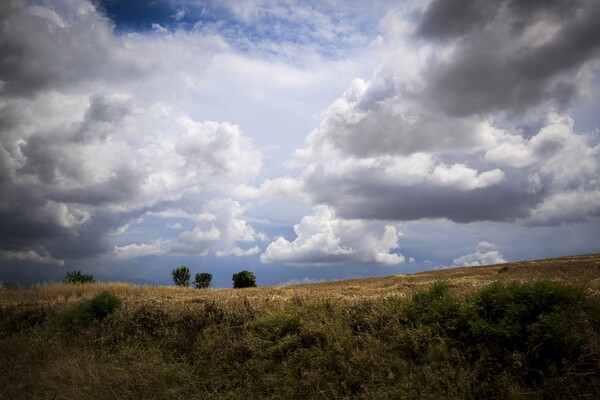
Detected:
[1,0,599,288]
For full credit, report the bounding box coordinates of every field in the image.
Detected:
[1,254,600,399]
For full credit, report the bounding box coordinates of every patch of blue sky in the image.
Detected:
[230,18,370,61]
[224,5,377,58]
[92,0,219,33]
[92,0,375,61]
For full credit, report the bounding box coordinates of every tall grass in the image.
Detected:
[1,254,600,399]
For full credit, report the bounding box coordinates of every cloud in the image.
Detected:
[289,1,600,226]
[1,0,599,280]
[0,0,263,263]
[173,8,186,22]
[0,92,262,257]
[417,0,600,116]
[261,205,404,265]
[216,246,261,257]
[0,0,144,97]
[527,189,600,226]
[115,200,266,259]
[0,249,64,266]
[281,277,328,285]
[453,241,508,267]
[152,23,169,34]
[217,0,371,48]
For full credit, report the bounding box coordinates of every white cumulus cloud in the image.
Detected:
[115,200,266,259]
[261,205,404,265]
[453,241,508,267]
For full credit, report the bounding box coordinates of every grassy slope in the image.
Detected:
[1,254,599,399]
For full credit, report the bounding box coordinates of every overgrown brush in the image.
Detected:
[1,280,599,399]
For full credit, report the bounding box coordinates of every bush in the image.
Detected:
[194,272,212,289]
[63,270,95,284]
[60,291,122,330]
[232,270,256,288]
[463,281,588,385]
[403,281,463,333]
[172,266,191,287]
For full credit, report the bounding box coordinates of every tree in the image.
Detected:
[172,266,191,287]
[63,270,95,284]
[232,270,257,289]
[194,272,212,289]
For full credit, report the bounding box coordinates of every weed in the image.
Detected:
[59,291,121,330]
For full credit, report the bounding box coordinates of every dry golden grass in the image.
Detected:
[2,254,600,400]
[2,253,599,309]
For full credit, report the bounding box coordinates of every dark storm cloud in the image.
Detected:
[417,0,581,40]
[293,0,600,230]
[304,167,543,223]
[304,78,489,159]
[0,1,264,268]
[0,190,146,260]
[417,0,496,39]
[0,0,144,97]
[44,209,147,260]
[318,106,482,157]
[0,137,143,258]
[418,0,600,116]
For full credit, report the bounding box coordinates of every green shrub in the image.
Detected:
[405,281,461,328]
[232,270,256,288]
[63,270,95,284]
[469,281,582,339]
[465,281,587,385]
[172,266,191,287]
[60,291,122,330]
[194,272,212,289]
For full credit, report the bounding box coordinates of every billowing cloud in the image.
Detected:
[261,205,404,265]
[281,277,327,285]
[453,241,507,267]
[290,0,600,226]
[0,0,144,97]
[115,199,266,259]
[417,0,600,116]
[0,91,262,259]
[0,249,64,266]
[0,0,262,263]
[0,0,598,283]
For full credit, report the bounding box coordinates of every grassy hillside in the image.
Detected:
[1,254,600,399]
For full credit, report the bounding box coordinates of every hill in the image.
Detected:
[1,254,600,399]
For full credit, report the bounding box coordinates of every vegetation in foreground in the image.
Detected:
[1,254,600,399]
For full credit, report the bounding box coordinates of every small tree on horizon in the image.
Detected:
[194,272,212,289]
[232,270,257,289]
[172,266,191,287]
[63,270,95,284]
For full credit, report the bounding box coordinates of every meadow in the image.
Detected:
[1,254,599,399]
